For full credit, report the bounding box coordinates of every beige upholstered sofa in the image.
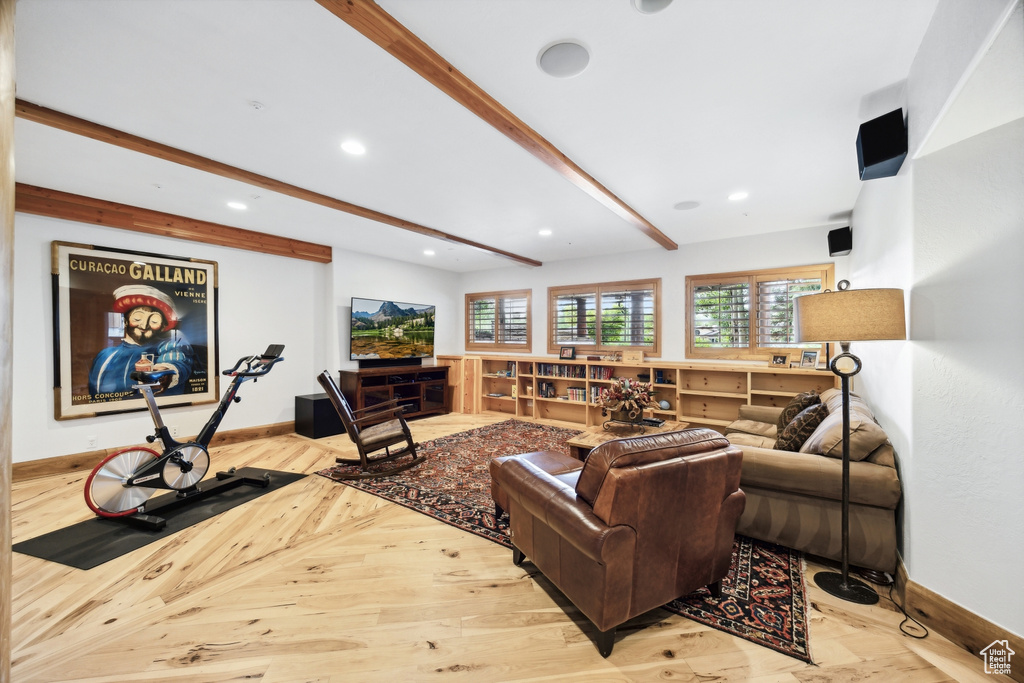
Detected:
[724,387,902,574]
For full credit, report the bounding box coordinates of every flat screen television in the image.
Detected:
[350,297,435,363]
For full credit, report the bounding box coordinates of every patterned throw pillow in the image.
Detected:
[777,390,821,432]
[775,403,829,452]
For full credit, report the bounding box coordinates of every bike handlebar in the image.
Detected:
[223,344,286,377]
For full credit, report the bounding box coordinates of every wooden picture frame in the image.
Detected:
[770,353,789,367]
[559,346,576,360]
[51,241,219,419]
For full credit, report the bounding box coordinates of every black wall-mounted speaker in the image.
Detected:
[828,227,852,256]
[857,108,907,180]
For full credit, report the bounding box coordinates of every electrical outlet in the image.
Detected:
[170,426,180,437]
[86,435,97,449]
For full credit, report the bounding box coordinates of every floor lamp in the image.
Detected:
[795,280,906,604]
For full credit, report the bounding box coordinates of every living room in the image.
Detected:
[2,0,1022,680]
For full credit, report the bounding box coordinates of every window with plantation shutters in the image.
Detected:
[687,265,833,360]
[465,290,532,351]
[692,279,750,349]
[548,279,660,355]
[756,276,823,347]
[553,291,596,345]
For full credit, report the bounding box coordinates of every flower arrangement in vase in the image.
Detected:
[598,377,659,423]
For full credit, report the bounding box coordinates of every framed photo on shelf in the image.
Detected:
[800,350,820,368]
[51,241,219,420]
[559,346,576,360]
[770,353,789,367]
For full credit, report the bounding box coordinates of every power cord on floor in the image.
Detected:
[878,575,929,639]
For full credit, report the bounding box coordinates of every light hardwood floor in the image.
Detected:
[10,414,1009,682]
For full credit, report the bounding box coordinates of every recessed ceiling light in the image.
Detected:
[227,201,247,210]
[673,200,700,211]
[632,0,673,14]
[340,140,366,155]
[423,249,435,256]
[728,191,749,202]
[538,41,590,78]
[539,229,553,236]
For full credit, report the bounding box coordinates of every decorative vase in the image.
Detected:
[609,409,643,426]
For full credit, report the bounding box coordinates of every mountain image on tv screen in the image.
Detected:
[350,298,435,360]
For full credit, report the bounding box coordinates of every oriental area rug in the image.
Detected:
[316,419,811,662]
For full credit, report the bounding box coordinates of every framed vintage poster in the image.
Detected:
[52,241,219,420]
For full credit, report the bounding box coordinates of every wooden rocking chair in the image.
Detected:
[316,370,426,479]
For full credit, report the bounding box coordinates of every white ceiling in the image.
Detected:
[14,0,941,272]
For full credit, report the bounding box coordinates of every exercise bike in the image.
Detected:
[84,344,285,524]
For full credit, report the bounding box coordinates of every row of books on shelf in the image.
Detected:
[536,363,587,378]
[589,366,617,380]
[536,381,558,398]
[535,381,590,401]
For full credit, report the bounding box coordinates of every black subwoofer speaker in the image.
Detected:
[828,227,852,256]
[857,109,907,180]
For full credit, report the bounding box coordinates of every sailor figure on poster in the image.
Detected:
[88,284,195,397]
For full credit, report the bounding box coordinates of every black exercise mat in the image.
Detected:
[13,468,306,570]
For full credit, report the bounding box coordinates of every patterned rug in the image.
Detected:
[316,419,811,662]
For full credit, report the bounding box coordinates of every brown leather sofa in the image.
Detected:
[490,429,745,657]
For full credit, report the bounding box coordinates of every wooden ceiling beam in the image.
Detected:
[15,99,542,268]
[16,183,334,263]
[318,0,678,252]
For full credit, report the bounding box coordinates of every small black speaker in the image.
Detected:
[828,227,852,256]
[857,109,907,180]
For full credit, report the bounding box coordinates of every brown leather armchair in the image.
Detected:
[490,428,745,657]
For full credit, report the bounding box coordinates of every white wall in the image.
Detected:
[12,213,328,462]
[848,169,915,554]
[911,117,1024,635]
[457,224,848,361]
[12,214,462,464]
[851,0,1024,638]
[328,251,460,374]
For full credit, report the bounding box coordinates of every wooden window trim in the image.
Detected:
[687,264,834,361]
[465,289,532,352]
[547,278,661,357]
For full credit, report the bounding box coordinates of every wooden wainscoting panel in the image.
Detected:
[904,576,1023,682]
[12,422,295,482]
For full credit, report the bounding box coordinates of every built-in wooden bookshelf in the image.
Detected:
[460,355,838,432]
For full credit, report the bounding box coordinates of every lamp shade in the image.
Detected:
[795,288,906,343]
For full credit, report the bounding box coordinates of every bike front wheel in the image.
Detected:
[84,447,160,517]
